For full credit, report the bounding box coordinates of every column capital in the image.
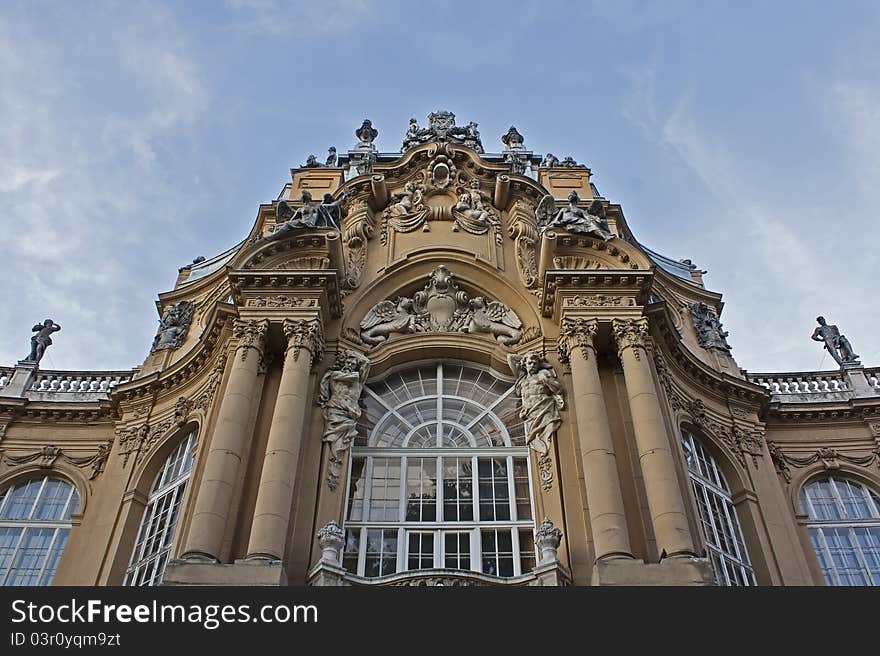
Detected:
[282,317,325,370]
[558,316,599,366]
[612,317,650,360]
[233,318,270,365]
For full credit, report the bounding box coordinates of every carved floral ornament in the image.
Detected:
[282,318,325,370]
[0,443,112,480]
[766,441,880,484]
[359,265,523,347]
[611,317,649,361]
[557,317,598,366]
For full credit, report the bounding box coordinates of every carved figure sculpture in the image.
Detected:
[508,352,564,455]
[151,301,195,353]
[540,153,559,167]
[304,154,321,168]
[24,319,61,364]
[463,121,483,153]
[325,146,337,167]
[383,181,429,234]
[319,350,370,489]
[318,188,349,231]
[359,265,523,347]
[812,316,860,366]
[690,302,732,353]
[465,297,522,345]
[355,119,378,150]
[452,179,498,235]
[401,111,485,152]
[536,191,614,240]
[268,189,338,241]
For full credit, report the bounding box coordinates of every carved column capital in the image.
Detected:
[612,317,649,360]
[558,317,599,366]
[282,318,325,370]
[233,318,270,366]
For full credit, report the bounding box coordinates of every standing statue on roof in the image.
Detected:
[811,316,860,366]
[23,319,61,365]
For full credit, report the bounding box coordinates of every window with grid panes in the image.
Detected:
[0,476,79,586]
[343,362,537,579]
[800,476,880,586]
[124,430,198,585]
[680,430,756,586]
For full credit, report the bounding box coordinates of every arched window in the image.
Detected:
[124,429,198,586]
[343,362,536,579]
[680,430,755,585]
[800,476,880,586]
[0,476,79,586]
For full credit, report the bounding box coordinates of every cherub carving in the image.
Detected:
[452,179,497,235]
[359,297,418,346]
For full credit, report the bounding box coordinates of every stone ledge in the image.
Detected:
[162,559,287,586]
[591,557,715,586]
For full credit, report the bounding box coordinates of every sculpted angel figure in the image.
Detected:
[508,352,564,455]
[268,189,328,241]
[151,302,194,353]
[319,350,371,487]
[360,297,419,346]
[452,179,496,234]
[535,191,614,240]
[465,297,523,345]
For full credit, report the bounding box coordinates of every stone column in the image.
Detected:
[559,317,633,561]
[612,318,697,558]
[245,318,324,561]
[181,319,269,561]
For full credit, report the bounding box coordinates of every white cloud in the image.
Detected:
[225,0,371,35]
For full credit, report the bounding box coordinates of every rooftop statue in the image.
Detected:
[539,153,560,167]
[23,319,61,365]
[690,302,732,353]
[501,126,526,151]
[325,146,337,167]
[559,156,586,168]
[401,111,485,152]
[268,189,347,241]
[303,154,322,168]
[354,119,378,151]
[151,302,195,353]
[535,190,614,240]
[812,316,860,366]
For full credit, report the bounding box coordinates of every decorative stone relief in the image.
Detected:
[508,352,563,458]
[774,447,878,473]
[173,396,189,427]
[690,302,732,353]
[245,297,319,308]
[151,302,195,353]
[0,442,112,480]
[452,179,502,244]
[381,181,430,241]
[612,318,649,361]
[283,318,324,370]
[319,350,370,490]
[557,317,598,367]
[317,521,345,564]
[359,266,522,347]
[536,191,613,241]
[552,255,605,270]
[340,199,375,291]
[563,295,632,308]
[507,199,539,290]
[233,319,270,367]
[766,441,793,483]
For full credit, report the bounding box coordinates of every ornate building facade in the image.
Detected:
[1,112,878,587]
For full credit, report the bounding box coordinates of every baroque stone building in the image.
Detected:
[1,112,878,587]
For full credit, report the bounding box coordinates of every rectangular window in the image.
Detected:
[443,532,471,570]
[480,528,514,577]
[518,528,536,574]
[342,529,360,574]
[478,458,510,521]
[407,532,434,570]
[346,457,366,522]
[442,458,473,521]
[368,457,401,522]
[364,529,398,578]
[405,458,437,522]
[513,458,531,520]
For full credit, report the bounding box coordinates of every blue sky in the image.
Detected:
[1,0,878,373]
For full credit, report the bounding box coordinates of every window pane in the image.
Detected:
[405,458,437,522]
[407,532,434,570]
[478,458,510,521]
[519,528,536,574]
[442,458,473,522]
[342,529,360,574]
[368,457,401,522]
[513,458,531,520]
[346,458,366,522]
[364,529,397,578]
[444,532,471,570]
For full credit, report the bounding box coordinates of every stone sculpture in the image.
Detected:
[508,352,564,455]
[401,111,484,152]
[359,265,522,346]
[540,153,559,167]
[452,179,499,235]
[319,349,370,489]
[383,181,429,234]
[812,316,860,366]
[304,154,321,168]
[536,190,613,240]
[325,146,337,167]
[355,119,378,151]
[690,302,732,353]
[268,189,347,240]
[151,302,195,353]
[501,126,526,151]
[23,319,61,365]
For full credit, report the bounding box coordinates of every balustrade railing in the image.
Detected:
[746,370,849,396]
[28,370,135,394]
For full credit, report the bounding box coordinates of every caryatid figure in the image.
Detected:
[318,350,371,489]
[508,352,564,455]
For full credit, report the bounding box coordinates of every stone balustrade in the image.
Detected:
[28,370,134,394]
[745,367,880,403]
[0,367,13,390]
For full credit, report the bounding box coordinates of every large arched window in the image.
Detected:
[343,362,537,579]
[124,429,198,586]
[800,476,880,586]
[0,476,79,586]
[680,430,755,586]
